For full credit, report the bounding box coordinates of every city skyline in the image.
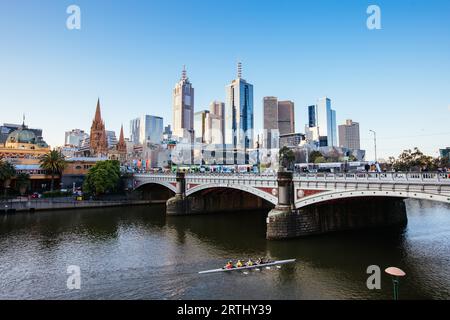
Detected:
[1,0,449,159]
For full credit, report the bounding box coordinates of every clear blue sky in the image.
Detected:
[1,0,449,160]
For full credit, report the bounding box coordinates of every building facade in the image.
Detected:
[173,66,194,141]
[0,122,56,192]
[263,96,279,149]
[338,119,360,150]
[194,110,210,143]
[209,101,225,145]
[65,129,88,147]
[130,115,163,145]
[278,100,295,136]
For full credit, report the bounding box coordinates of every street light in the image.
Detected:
[369,130,377,163]
[385,267,406,300]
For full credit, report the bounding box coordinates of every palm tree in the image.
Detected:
[15,172,30,195]
[0,160,16,198]
[39,150,67,191]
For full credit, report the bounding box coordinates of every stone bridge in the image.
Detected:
[132,171,450,240]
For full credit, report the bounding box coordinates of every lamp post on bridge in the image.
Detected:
[369,130,377,163]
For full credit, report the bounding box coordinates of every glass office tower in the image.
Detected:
[225,63,254,152]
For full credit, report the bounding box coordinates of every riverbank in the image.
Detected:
[0,198,163,214]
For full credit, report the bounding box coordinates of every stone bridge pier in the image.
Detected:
[166,171,188,216]
[266,172,408,240]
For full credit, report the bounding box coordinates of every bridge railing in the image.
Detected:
[295,172,450,183]
[133,171,450,183]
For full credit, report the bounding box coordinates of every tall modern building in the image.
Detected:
[209,101,225,145]
[130,115,164,145]
[308,105,317,128]
[307,97,337,147]
[65,129,88,147]
[130,118,140,144]
[263,97,295,148]
[194,110,210,143]
[225,62,254,152]
[339,120,360,150]
[263,96,279,149]
[278,100,295,135]
[173,66,194,140]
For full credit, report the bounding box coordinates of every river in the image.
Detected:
[0,199,449,300]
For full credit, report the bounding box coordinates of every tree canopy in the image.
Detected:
[0,160,16,183]
[83,160,121,196]
[389,148,446,172]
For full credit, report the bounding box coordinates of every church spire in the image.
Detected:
[94,98,102,122]
[116,124,127,155]
[119,124,125,144]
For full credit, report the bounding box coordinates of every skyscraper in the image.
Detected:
[209,101,225,145]
[129,118,140,144]
[278,100,295,135]
[339,119,360,150]
[308,105,317,128]
[173,66,194,140]
[194,110,209,143]
[225,62,254,152]
[90,99,108,156]
[129,115,164,145]
[309,97,337,147]
[263,96,278,149]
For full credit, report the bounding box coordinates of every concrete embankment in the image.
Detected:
[0,199,163,213]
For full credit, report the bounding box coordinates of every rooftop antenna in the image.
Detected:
[22,113,26,128]
[237,61,242,79]
[182,65,187,81]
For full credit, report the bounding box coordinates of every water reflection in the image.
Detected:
[0,200,448,299]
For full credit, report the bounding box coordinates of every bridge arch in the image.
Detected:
[295,189,450,209]
[134,181,177,193]
[186,183,278,206]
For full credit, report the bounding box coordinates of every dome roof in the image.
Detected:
[7,128,37,144]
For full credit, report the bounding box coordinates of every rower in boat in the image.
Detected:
[236,260,243,268]
[225,261,233,269]
[246,259,254,267]
[199,259,296,274]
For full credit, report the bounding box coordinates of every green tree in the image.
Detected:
[0,160,16,197]
[279,146,295,171]
[83,160,121,196]
[39,150,67,191]
[314,156,327,164]
[15,172,30,195]
[391,148,440,172]
[309,151,323,163]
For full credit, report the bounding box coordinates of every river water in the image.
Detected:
[0,199,449,300]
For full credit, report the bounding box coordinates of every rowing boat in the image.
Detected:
[198,259,296,274]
